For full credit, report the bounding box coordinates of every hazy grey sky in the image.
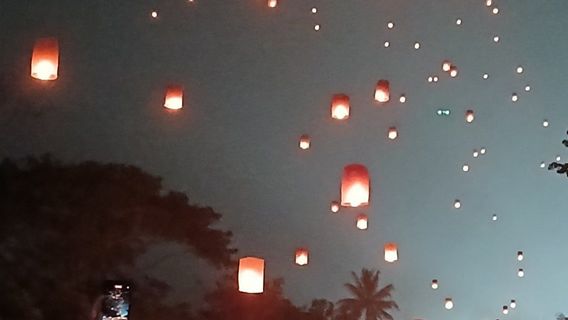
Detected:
[1,0,567,319]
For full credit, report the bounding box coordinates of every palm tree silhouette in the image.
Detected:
[337,268,399,320]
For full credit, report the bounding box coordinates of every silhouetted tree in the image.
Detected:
[548,131,568,176]
[557,313,567,320]
[337,269,399,320]
[0,155,236,320]
[306,299,335,320]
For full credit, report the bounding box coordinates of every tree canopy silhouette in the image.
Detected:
[548,130,568,176]
[0,155,236,320]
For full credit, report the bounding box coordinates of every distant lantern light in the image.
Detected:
[330,201,340,213]
[486,0,493,6]
[543,120,549,127]
[493,35,500,43]
[331,94,350,120]
[511,93,518,102]
[383,41,390,48]
[151,10,158,18]
[311,7,317,13]
[456,18,462,25]
[356,214,368,230]
[480,147,487,155]
[427,76,433,83]
[462,164,470,172]
[516,66,524,74]
[473,150,479,158]
[492,213,498,221]
[268,0,277,8]
[31,37,59,81]
[453,200,461,209]
[314,24,321,31]
[540,161,546,168]
[433,76,439,82]
[341,164,370,207]
[442,61,452,72]
[388,127,398,140]
[374,80,390,103]
[436,109,451,116]
[238,257,265,293]
[449,66,458,78]
[444,298,454,310]
[414,42,420,50]
[502,306,509,315]
[510,300,517,309]
[483,73,489,79]
[387,21,394,29]
[399,95,406,103]
[295,248,309,266]
[525,85,531,92]
[384,243,398,262]
[299,135,311,150]
[431,279,439,289]
[556,155,561,162]
[517,251,524,261]
[492,7,499,14]
[517,268,525,277]
[465,110,475,123]
[164,85,184,110]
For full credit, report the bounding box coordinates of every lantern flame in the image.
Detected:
[31,38,59,81]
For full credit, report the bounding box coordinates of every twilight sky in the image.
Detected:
[1,0,567,319]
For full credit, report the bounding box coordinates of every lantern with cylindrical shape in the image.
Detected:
[299,134,311,150]
[384,242,398,262]
[442,60,451,72]
[31,37,59,81]
[388,127,398,140]
[331,94,350,120]
[465,110,474,123]
[295,248,309,266]
[444,298,453,310]
[431,279,438,289]
[356,214,368,230]
[164,86,184,110]
[340,164,370,207]
[238,257,264,294]
[267,0,277,7]
[374,80,390,103]
[330,201,340,213]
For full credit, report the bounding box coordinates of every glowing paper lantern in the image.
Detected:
[444,298,453,310]
[31,38,59,81]
[543,120,549,127]
[510,300,516,309]
[492,214,498,221]
[517,268,524,277]
[330,201,340,213]
[295,248,309,266]
[299,135,311,150]
[164,85,183,110]
[453,200,461,209]
[331,94,350,120]
[431,279,439,289]
[374,80,390,103]
[465,110,475,123]
[340,164,370,207]
[388,127,398,140]
[517,251,524,261]
[384,243,398,262]
[399,95,406,103]
[456,18,462,25]
[238,257,264,293]
[356,214,368,230]
[449,66,458,78]
[502,306,509,314]
[267,0,277,8]
[462,164,470,172]
[511,93,518,102]
[442,61,451,72]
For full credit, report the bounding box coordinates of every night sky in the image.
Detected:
[1,0,568,319]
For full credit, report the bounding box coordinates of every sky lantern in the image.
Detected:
[299,134,311,150]
[331,94,350,120]
[444,298,454,310]
[31,37,59,81]
[330,201,340,213]
[465,110,475,123]
[267,0,277,8]
[453,200,461,209]
[164,85,184,110]
[238,257,265,294]
[431,279,439,289]
[384,243,398,262]
[517,251,524,261]
[356,214,368,230]
[517,268,525,277]
[502,306,509,314]
[295,248,309,266]
[388,127,398,140]
[374,80,390,103]
[510,299,517,309]
[340,164,370,207]
[442,60,451,72]
[449,66,458,78]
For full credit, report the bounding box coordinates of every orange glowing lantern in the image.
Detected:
[330,201,340,213]
[340,164,370,207]
[331,94,350,120]
[449,66,458,78]
[238,257,265,294]
[295,248,309,266]
[465,110,475,123]
[374,80,390,103]
[384,243,398,262]
[267,0,277,7]
[31,38,59,81]
[356,214,368,230]
[388,127,398,140]
[299,134,311,150]
[164,86,184,110]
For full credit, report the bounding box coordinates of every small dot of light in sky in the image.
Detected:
[510,300,517,309]
[483,73,489,79]
[493,35,500,42]
[492,7,500,14]
[486,0,493,6]
[433,76,439,82]
[314,24,320,31]
[387,21,394,29]
[456,18,462,25]
[399,95,406,103]
[512,93,518,102]
[480,147,486,155]
[517,269,525,277]
[492,214,498,221]
[473,150,479,158]
[454,200,461,209]
[462,164,470,172]
[427,76,433,83]
[151,11,158,18]
[540,162,546,168]
[311,7,317,14]
[543,120,549,127]
[414,42,420,49]
[517,66,524,74]
[525,85,531,92]
[384,41,390,48]
[556,155,561,161]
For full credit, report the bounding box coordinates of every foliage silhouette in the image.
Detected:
[548,131,568,176]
